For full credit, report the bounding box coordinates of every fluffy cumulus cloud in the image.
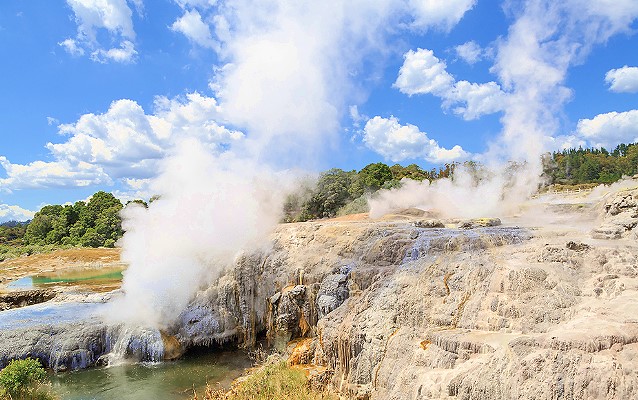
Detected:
[576,110,638,149]
[59,0,140,63]
[363,116,467,163]
[0,157,112,191]
[170,9,217,49]
[394,48,454,96]
[0,204,35,223]
[394,48,507,120]
[0,93,242,192]
[454,40,483,64]
[605,66,638,93]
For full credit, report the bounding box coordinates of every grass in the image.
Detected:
[192,357,337,400]
[539,183,600,193]
[0,244,74,263]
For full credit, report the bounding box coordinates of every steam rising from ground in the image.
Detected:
[369,163,540,219]
[107,0,480,329]
[107,139,291,328]
[371,0,638,220]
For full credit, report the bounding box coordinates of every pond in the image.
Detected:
[6,266,125,292]
[50,348,251,400]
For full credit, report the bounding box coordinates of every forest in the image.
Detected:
[543,142,638,184]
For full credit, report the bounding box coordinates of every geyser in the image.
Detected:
[106,139,290,328]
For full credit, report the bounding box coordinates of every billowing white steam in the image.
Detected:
[108,0,480,328]
[108,139,291,328]
[371,0,638,219]
[108,0,638,329]
[369,163,538,219]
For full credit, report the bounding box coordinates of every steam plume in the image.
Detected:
[371,0,638,219]
[108,139,290,328]
[108,0,479,328]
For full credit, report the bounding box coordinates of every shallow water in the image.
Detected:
[7,267,124,291]
[50,349,251,400]
[0,301,104,330]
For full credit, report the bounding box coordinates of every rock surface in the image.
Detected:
[593,187,638,239]
[0,289,56,310]
[174,187,638,399]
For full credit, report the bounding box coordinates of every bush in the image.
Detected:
[0,358,57,400]
[193,357,336,400]
[336,196,369,216]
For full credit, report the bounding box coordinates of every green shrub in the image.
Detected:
[336,196,369,216]
[0,358,57,400]
[192,357,336,400]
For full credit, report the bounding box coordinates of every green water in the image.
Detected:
[32,270,123,285]
[8,269,123,290]
[50,349,251,400]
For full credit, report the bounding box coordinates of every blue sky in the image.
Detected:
[1,0,638,222]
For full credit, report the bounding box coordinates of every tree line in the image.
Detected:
[543,142,638,185]
[10,192,148,248]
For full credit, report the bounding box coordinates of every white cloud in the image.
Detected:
[408,0,476,31]
[58,38,85,56]
[90,40,137,63]
[170,9,217,49]
[576,110,638,149]
[394,48,506,120]
[394,48,454,96]
[174,0,216,9]
[447,80,507,120]
[0,157,112,191]
[67,0,136,40]
[0,204,36,223]
[0,93,243,192]
[605,66,638,93]
[60,0,139,63]
[363,116,467,163]
[455,40,482,64]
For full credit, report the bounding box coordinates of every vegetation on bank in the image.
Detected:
[0,358,57,400]
[0,192,148,259]
[192,358,336,400]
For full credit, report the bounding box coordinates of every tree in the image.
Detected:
[23,214,53,245]
[126,199,148,208]
[79,228,104,248]
[357,163,393,191]
[22,191,125,248]
[302,168,355,219]
[86,191,122,220]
